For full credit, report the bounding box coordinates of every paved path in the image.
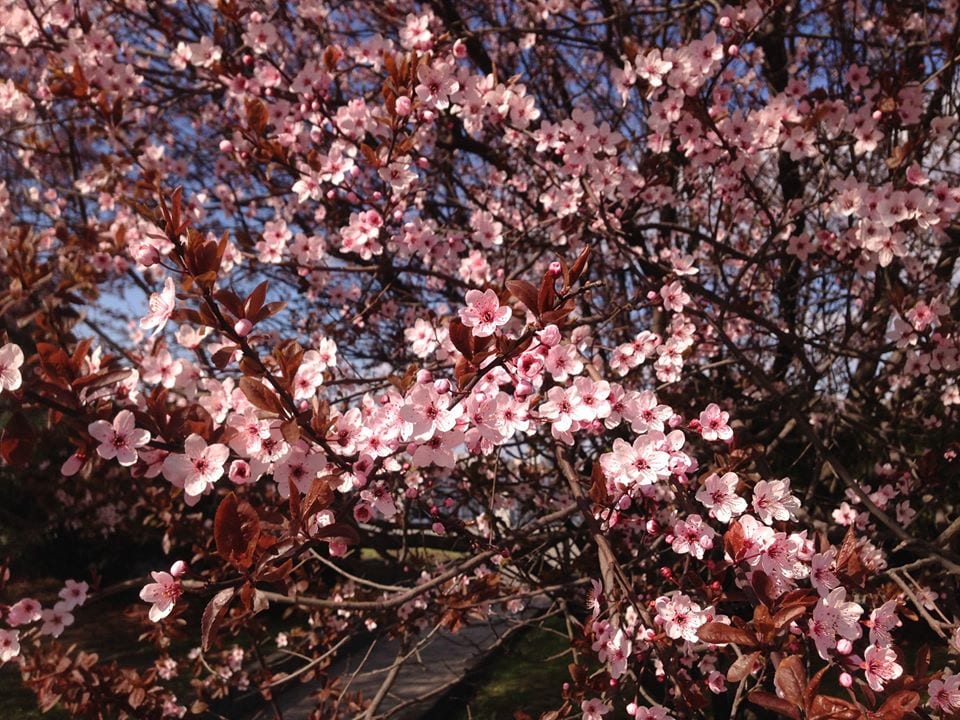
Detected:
[270,615,522,719]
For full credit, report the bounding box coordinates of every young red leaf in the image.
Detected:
[569,245,592,285]
[448,318,474,360]
[726,651,762,682]
[201,587,236,652]
[697,622,759,648]
[505,279,540,316]
[214,492,261,570]
[239,376,285,416]
[774,655,807,709]
[748,691,801,720]
[1,412,35,466]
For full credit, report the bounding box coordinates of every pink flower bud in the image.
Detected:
[234,318,253,337]
[514,380,534,399]
[836,638,853,655]
[432,521,446,535]
[453,39,468,58]
[416,369,433,384]
[537,324,561,347]
[229,459,251,484]
[219,139,234,153]
[395,95,412,116]
[433,378,451,394]
[728,44,739,56]
[170,560,188,577]
[61,451,86,477]
[839,672,853,688]
[548,261,562,276]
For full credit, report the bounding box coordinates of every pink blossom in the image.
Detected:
[7,597,42,626]
[606,628,632,679]
[809,588,863,660]
[600,435,670,491]
[670,514,716,559]
[162,433,230,498]
[0,342,24,393]
[751,478,801,524]
[862,644,902,691]
[140,567,182,622]
[88,410,151,466]
[928,675,960,712]
[581,698,612,720]
[660,281,690,313]
[400,384,461,441]
[867,599,901,647]
[58,579,89,610]
[0,629,19,663]
[655,592,707,642]
[698,403,732,442]
[627,704,674,720]
[459,289,511,337]
[140,276,176,336]
[810,549,840,597]
[696,472,746,523]
[415,62,459,110]
[39,601,74,637]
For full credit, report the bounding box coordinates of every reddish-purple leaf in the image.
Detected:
[214,492,261,570]
[239,376,284,416]
[201,587,236,652]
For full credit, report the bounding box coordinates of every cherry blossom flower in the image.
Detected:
[0,629,19,663]
[698,403,732,442]
[751,478,801,524]
[400,384,461,441]
[58,580,89,610]
[810,549,840,597]
[459,289,511,337]
[39,601,74,638]
[415,62,459,110]
[655,592,707,642]
[140,276,176,336]
[404,318,439,358]
[862,644,903,691]
[88,410,151,466]
[0,342,24,393]
[162,434,230,498]
[7,597,41,626]
[660,280,690,313]
[670,514,716,559]
[581,697,612,720]
[140,565,184,622]
[928,675,960,712]
[600,435,670,491]
[606,628,632,679]
[627,704,674,720]
[867,599,901,647]
[809,588,863,659]
[696,472,746,523]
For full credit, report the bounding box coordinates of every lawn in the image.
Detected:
[426,617,572,720]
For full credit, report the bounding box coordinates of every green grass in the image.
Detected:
[429,618,572,720]
[0,667,69,720]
